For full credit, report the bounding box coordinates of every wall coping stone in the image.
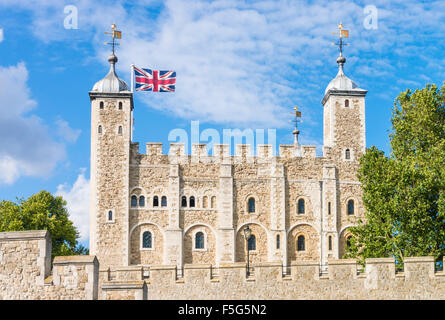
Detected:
[219,262,246,269]
[328,258,357,265]
[53,255,98,265]
[150,264,176,270]
[101,281,145,290]
[291,260,319,266]
[0,230,49,240]
[404,256,435,263]
[365,257,395,264]
[184,263,212,270]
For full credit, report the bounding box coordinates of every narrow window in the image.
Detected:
[181,196,187,207]
[276,234,280,249]
[98,125,102,134]
[118,102,123,110]
[345,99,349,107]
[161,196,167,207]
[190,196,195,208]
[139,196,145,207]
[297,235,305,251]
[153,196,159,207]
[345,149,351,160]
[195,232,204,249]
[108,210,113,221]
[298,198,305,214]
[346,235,352,248]
[131,195,137,208]
[203,196,208,208]
[142,231,152,249]
[248,235,256,251]
[248,197,255,213]
[328,236,332,251]
[100,101,104,109]
[211,196,216,209]
[328,202,331,215]
[118,126,122,135]
[347,200,354,215]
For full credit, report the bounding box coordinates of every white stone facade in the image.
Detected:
[88,56,368,273]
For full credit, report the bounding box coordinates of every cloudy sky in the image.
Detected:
[0,0,444,247]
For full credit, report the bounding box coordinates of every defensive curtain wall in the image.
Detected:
[1,230,444,300]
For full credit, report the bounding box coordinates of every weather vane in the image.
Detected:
[331,22,349,56]
[104,23,122,54]
[290,105,302,146]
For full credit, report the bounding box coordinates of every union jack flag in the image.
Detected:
[134,66,176,92]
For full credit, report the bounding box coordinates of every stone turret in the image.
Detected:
[89,50,133,267]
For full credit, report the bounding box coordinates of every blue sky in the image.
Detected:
[0,0,444,247]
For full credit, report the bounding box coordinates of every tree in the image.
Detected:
[346,83,445,266]
[0,190,88,258]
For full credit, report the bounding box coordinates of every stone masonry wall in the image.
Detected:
[0,230,98,300]
[1,230,444,300]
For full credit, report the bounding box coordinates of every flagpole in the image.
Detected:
[130,64,135,93]
[130,64,134,142]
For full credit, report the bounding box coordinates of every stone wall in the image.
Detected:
[136,258,445,300]
[1,230,444,300]
[0,230,98,300]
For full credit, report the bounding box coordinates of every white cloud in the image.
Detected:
[56,169,90,243]
[55,117,81,143]
[2,0,445,132]
[0,29,3,42]
[0,62,66,184]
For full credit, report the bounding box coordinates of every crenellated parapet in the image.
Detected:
[101,258,445,300]
[131,142,333,165]
[1,230,444,300]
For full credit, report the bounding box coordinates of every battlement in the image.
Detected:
[2,230,444,300]
[0,230,98,300]
[131,142,326,164]
[100,258,445,300]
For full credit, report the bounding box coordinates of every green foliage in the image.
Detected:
[346,83,445,266]
[0,190,88,258]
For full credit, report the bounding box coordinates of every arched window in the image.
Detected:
[153,196,159,207]
[328,235,332,251]
[108,210,113,221]
[202,196,208,208]
[118,126,122,135]
[345,148,351,160]
[297,235,305,251]
[131,195,137,208]
[297,198,305,214]
[328,202,331,215]
[248,235,256,251]
[139,196,145,207]
[345,99,349,107]
[98,125,102,134]
[118,102,123,110]
[346,235,352,248]
[195,232,204,249]
[142,231,152,249]
[347,199,354,215]
[190,196,195,208]
[161,196,167,207]
[211,196,216,208]
[181,196,187,207]
[248,197,255,213]
[276,234,280,249]
[100,101,104,109]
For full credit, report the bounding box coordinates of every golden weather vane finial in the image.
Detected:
[331,22,349,57]
[104,23,122,54]
[289,105,302,146]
